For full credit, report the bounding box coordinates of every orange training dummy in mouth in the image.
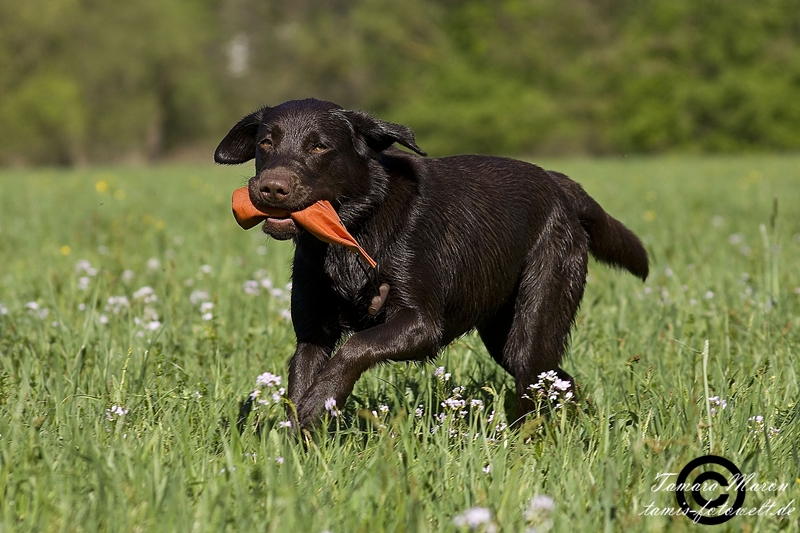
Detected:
[231,187,377,268]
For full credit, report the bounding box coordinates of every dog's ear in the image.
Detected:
[214,108,268,164]
[342,110,426,158]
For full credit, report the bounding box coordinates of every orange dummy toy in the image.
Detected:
[232,187,388,314]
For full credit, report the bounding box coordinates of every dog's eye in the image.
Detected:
[311,143,329,154]
[259,139,273,149]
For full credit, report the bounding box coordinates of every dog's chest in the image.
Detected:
[324,247,377,309]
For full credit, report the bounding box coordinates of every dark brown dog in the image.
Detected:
[215,98,648,429]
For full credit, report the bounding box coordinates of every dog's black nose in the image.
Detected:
[259,176,291,202]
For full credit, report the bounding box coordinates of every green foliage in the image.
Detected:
[1,157,799,531]
[0,0,218,165]
[0,0,799,161]
[610,0,800,152]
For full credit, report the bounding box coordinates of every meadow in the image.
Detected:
[0,155,798,532]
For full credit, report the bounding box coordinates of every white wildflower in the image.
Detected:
[199,264,212,275]
[26,302,50,319]
[133,286,158,303]
[442,397,466,410]
[190,290,211,305]
[527,371,574,409]
[122,269,134,282]
[271,388,286,403]
[255,372,281,388]
[748,415,765,431]
[269,287,285,299]
[243,280,260,296]
[552,378,571,391]
[146,258,161,271]
[105,295,130,314]
[75,259,98,276]
[202,312,213,321]
[324,397,340,417]
[708,396,727,417]
[200,301,214,313]
[434,366,451,382]
[106,404,129,420]
[527,495,556,514]
[524,494,556,532]
[453,507,496,532]
[77,276,91,291]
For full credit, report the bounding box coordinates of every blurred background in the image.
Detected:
[1,0,799,166]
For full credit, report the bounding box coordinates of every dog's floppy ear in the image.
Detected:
[214,108,268,164]
[341,110,426,157]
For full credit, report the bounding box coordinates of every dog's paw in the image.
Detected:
[296,391,345,430]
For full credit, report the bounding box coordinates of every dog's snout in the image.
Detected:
[259,176,291,202]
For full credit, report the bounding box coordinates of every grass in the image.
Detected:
[1,155,799,532]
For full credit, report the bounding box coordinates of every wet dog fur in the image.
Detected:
[215,98,648,429]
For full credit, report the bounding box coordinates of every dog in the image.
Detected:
[215,98,648,429]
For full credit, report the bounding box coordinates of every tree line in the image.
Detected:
[1,0,798,165]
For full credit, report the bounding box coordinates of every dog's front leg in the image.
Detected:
[288,342,332,408]
[295,309,440,428]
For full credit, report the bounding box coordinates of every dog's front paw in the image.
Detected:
[295,405,322,431]
[295,391,344,430]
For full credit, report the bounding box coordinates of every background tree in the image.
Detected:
[1,0,798,165]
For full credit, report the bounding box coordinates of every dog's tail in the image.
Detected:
[548,171,649,281]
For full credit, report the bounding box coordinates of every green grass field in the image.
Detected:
[1,155,799,532]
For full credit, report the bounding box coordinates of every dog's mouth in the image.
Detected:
[259,211,300,240]
[231,186,377,266]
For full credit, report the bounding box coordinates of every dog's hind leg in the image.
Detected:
[479,223,588,422]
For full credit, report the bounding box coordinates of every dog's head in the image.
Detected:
[214,98,425,240]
